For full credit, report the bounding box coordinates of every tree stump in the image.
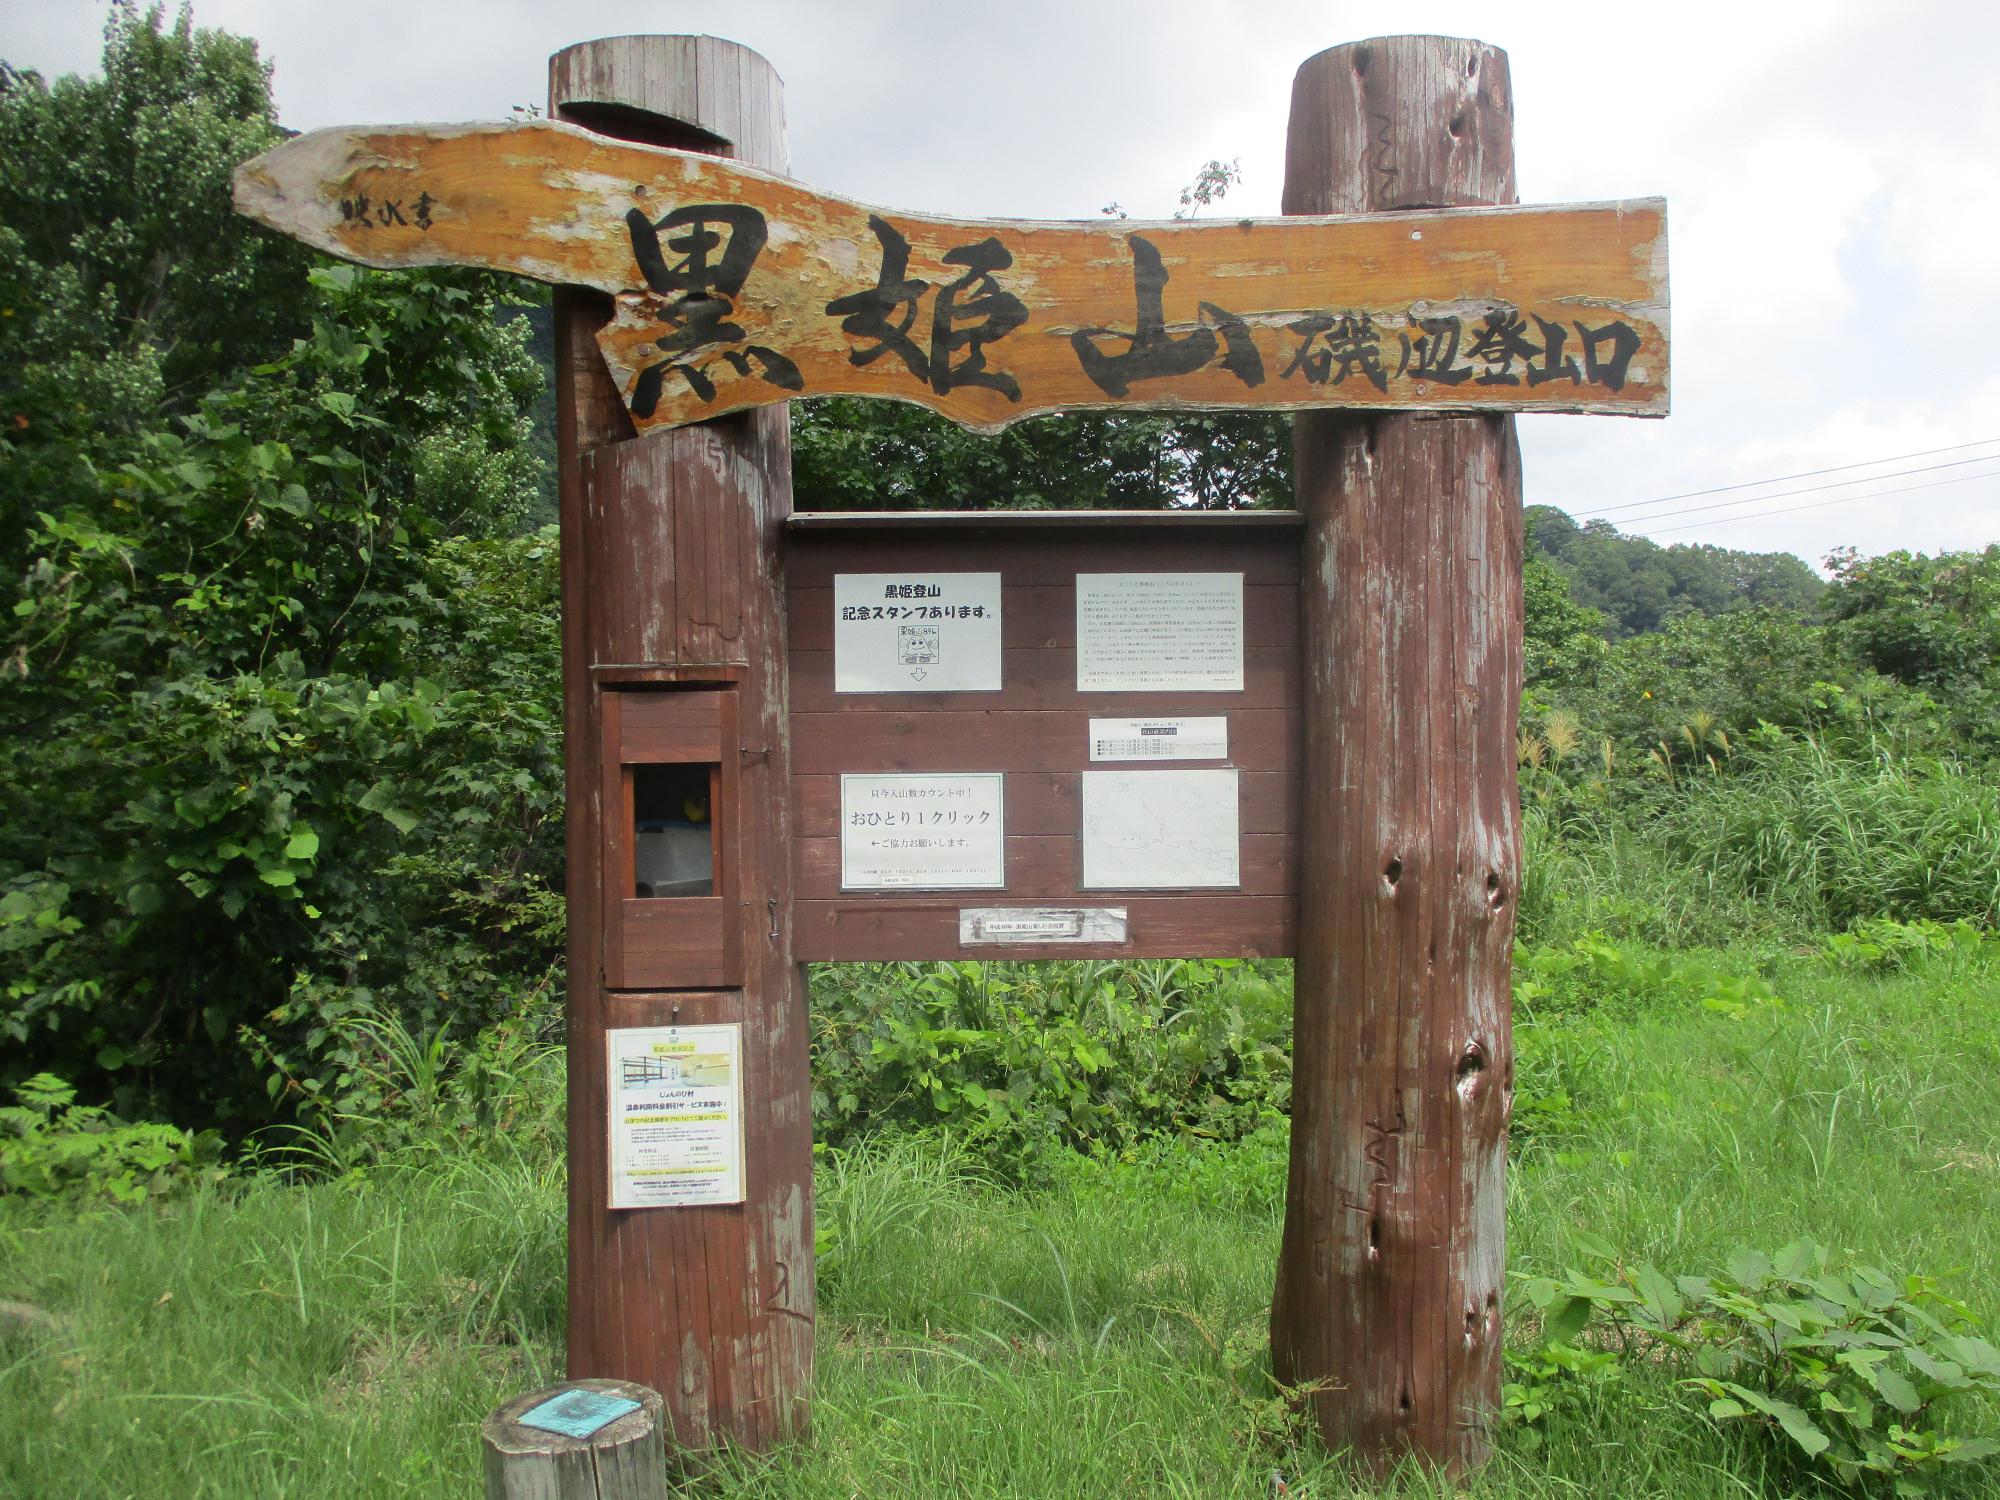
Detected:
[482,1380,670,1500]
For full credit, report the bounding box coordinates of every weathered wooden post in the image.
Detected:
[1272,37,1521,1474]
[548,36,813,1452]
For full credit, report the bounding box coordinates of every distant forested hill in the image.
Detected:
[1527,505,1824,637]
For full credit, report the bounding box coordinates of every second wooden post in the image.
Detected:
[1272,35,1522,1475]
[551,35,813,1453]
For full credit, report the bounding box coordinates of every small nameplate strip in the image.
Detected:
[960,907,1129,944]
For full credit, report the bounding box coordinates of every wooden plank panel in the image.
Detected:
[794,895,1295,961]
[787,646,1299,713]
[784,528,1304,588]
[234,120,1668,433]
[613,896,737,989]
[788,708,1298,775]
[618,687,726,762]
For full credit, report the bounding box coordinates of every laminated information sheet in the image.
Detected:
[1088,716,1229,761]
[607,1024,744,1209]
[834,572,1002,692]
[841,772,1006,889]
[1080,768,1240,889]
[1076,573,1243,692]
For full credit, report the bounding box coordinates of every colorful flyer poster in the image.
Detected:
[606,1024,744,1209]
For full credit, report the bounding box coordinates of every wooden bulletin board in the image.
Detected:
[785,510,1302,961]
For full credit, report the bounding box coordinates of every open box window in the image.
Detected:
[600,687,740,989]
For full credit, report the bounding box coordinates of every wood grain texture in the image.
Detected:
[1272,35,1519,1478]
[233,119,1667,433]
[552,35,811,1456]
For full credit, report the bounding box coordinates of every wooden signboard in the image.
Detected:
[234,119,1667,434]
[232,29,1670,1484]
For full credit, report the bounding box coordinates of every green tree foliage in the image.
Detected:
[792,398,1292,511]
[1523,555,1607,694]
[1527,505,1823,637]
[1825,544,2000,754]
[0,7,561,1131]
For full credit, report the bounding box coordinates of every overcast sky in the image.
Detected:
[9,0,1999,569]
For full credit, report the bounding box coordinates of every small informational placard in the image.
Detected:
[841,773,1005,889]
[516,1388,643,1439]
[1076,573,1243,693]
[1080,769,1240,889]
[959,906,1129,945]
[607,1024,744,1210]
[834,572,1002,693]
[1088,716,1228,762]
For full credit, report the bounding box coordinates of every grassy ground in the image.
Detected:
[2,949,1995,1498]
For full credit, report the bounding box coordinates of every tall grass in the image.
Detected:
[1657,742,2000,931]
[1519,738,2000,946]
[4,952,1995,1497]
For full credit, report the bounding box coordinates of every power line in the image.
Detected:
[1571,453,2000,527]
[1630,469,2000,537]
[1572,435,2000,519]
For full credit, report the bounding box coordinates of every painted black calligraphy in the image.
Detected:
[1395,314,1476,385]
[930,238,1027,398]
[824,219,1028,398]
[625,203,803,413]
[824,215,931,380]
[1577,320,1641,392]
[1283,312,1388,393]
[1071,234,1263,398]
[1466,309,1540,385]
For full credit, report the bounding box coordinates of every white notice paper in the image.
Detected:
[841,773,1005,889]
[1088,716,1228,762]
[1080,769,1239,889]
[1076,573,1243,692]
[607,1024,744,1209]
[835,573,1002,693]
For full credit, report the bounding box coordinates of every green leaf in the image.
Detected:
[96,1044,126,1070]
[1727,1249,1774,1288]
[282,826,319,860]
[1773,1240,1818,1280]
[1571,1229,1618,1262]
[1875,1367,1921,1414]
[1767,1399,1832,1457]
[1632,1263,1683,1325]
[358,782,420,835]
[1544,1296,1591,1346]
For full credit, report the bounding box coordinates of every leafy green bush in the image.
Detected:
[1513,1238,2000,1494]
[0,1073,223,1202]
[1821,917,1995,973]
[809,958,1291,1172]
[1,11,561,1133]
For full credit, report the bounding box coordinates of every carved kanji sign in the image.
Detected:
[234,119,1668,433]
